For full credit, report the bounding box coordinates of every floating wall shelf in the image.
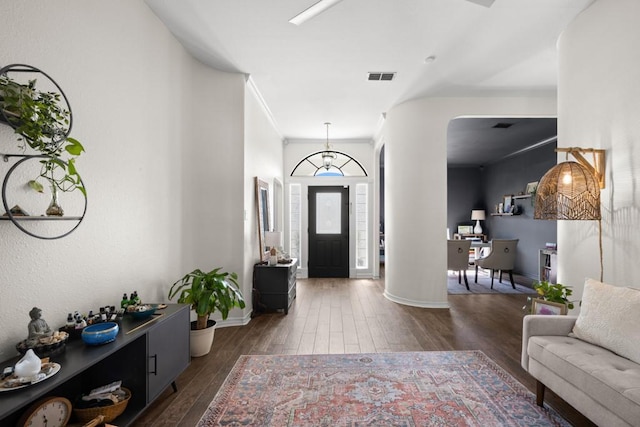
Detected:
[1,155,87,239]
[1,64,87,239]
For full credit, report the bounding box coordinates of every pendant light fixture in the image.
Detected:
[534,147,606,280]
[321,122,337,170]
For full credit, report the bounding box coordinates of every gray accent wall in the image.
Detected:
[447,167,483,236]
[447,142,557,280]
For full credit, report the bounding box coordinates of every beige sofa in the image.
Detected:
[521,279,640,427]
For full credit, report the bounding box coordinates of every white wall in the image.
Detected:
[382,97,556,308]
[181,60,249,324]
[244,80,284,310]
[0,1,187,359]
[557,0,640,300]
[0,1,256,359]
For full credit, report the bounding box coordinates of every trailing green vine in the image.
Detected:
[0,74,85,196]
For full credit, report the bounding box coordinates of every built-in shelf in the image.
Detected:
[539,249,557,282]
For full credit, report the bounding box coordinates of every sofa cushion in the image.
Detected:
[571,278,640,364]
[528,335,640,425]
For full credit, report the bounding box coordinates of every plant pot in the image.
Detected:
[190,319,216,357]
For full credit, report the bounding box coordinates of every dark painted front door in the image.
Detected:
[308,186,349,277]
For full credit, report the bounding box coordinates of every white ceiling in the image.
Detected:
[145,0,592,145]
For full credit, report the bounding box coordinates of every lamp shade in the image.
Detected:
[534,161,601,220]
[471,210,486,221]
[264,231,282,248]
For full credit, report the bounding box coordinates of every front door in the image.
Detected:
[308,186,349,277]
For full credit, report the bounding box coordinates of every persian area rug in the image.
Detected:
[197,351,569,427]
[448,269,537,295]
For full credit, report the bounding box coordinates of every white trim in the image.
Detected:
[214,312,252,328]
[384,291,450,309]
[246,75,283,141]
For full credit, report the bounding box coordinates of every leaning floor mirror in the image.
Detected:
[255,177,270,262]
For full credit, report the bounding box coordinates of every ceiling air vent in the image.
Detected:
[492,122,514,129]
[368,72,396,81]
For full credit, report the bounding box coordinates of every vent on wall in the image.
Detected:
[368,72,396,81]
[492,122,514,129]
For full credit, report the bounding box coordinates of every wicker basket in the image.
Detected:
[73,387,131,423]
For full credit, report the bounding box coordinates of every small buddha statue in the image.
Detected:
[27,307,53,346]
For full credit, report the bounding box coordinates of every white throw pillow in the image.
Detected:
[572,278,640,364]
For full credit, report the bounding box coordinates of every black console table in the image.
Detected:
[254,259,297,314]
[0,304,190,426]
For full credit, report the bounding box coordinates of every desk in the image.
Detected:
[470,241,491,260]
[454,233,487,242]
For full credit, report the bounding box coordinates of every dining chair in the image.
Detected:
[447,239,472,290]
[474,239,519,289]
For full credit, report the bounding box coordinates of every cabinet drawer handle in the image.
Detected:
[149,354,158,375]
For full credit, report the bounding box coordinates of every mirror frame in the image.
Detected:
[255,177,270,261]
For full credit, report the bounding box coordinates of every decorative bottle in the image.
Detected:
[121,293,129,309]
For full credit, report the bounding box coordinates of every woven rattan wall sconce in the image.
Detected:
[534,147,605,220]
[534,147,606,280]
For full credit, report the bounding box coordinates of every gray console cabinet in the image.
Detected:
[254,259,298,314]
[0,304,190,426]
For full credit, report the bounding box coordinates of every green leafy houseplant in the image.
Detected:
[169,268,246,330]
[533,280,575,310]
[0,74,85,196]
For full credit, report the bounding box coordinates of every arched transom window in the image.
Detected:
[290,150,368,177]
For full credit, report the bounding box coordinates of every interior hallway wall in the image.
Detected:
[181,61,248,325]
[0,0,189,360]
[244,81,285,314]
[557,0,640,301]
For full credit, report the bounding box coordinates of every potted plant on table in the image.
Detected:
[169,267,245,357]
[525,280,575,314]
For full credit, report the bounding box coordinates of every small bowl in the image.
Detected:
[128,305,157,320]
[81,322,119,345]
[16,331,69,358]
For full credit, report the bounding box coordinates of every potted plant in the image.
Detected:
[169,267,245,357]
[0,71,86,198]
[528,280,575,313]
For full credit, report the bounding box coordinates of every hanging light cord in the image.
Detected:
[325,122,331,150]
[598,218,604,282]
[564,150,604,281]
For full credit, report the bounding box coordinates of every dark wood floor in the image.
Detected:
[134,274,595,426]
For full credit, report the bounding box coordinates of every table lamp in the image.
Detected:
[471,210,485,234]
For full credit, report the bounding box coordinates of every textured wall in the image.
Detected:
[0,2,251,359]
[557,0,640,300]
